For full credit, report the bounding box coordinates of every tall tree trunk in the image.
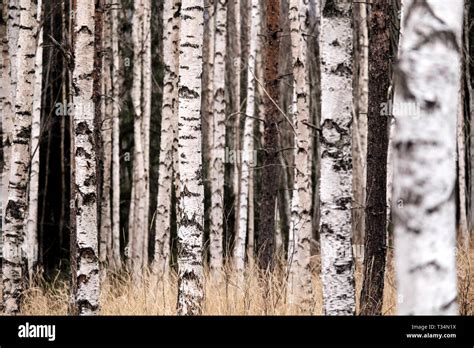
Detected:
[142,0,152,266]
[319,0,355,315]
[26,0,43,280]
[70,0,100,315]
[359,0,391,316]
[130,0,146,276]
[176,0,205,316]
[209,0,227,275]
[154,0,180,277]
[352,0,368,245]
[232,0,242,241]
[233,0,260,282]
[393,0,462,315]
[110,0,122,271]
[100,3,113,269]
[2,0,37,315]
[287,0,313,311]
[257,0,281,272]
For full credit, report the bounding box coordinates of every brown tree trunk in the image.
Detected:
[257,0,281,271]
[359,0,391,315]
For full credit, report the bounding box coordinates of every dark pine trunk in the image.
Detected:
[257,0,281,271]
[359,0,391,315]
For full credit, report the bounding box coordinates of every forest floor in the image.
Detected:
[3,249,473,315]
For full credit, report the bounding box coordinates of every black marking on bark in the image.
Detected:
[179,86,199,99]
[83,174,96,187]
[335,260,353,274]
[409,260,442,273]
[82,192,96,205]
[76,121,93,135]
[332,63,352,76]
[6,200,26,220]
[440,297,457,311]
[76,147,92,159]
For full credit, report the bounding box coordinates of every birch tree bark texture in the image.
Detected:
[209,0,227,275]
[26,0,44,279]
[287,0,313,311]
[70,0,100,315]
[154,0,180,278]
[2,0,37,315]
[319,0,356,316]
[233,0,260,283]
[176,0,205,316]
[393,0,463,315]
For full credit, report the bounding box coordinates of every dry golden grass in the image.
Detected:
[12,248,473,315]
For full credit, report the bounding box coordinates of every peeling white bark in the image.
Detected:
[71,0,100,315]
[319,0,356,316]
[176,0,205,315]
[26,0,43,279]
[287,0,313,311]
[233,0,260,283]
[154,0,181,278]
[2,0,37,315]
[393,0,463,315]
[209,0,227,275]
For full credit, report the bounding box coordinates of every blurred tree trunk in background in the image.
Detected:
[393,0,462,315]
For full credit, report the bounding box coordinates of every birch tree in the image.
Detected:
[70,0,100,315]
[233,0,260,282]
[154,0,180,277]
[393,0,463,315]
[111,1,122,271]
[176,0,205,315]
[287,0,313,310]
[129,0,147,275]
[26,0,43,279]
[2,0,37,314]
[319,0,356,315]
[209,0,227,275]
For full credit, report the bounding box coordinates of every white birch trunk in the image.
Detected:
[130,0,146,276]
[2,0,37,314]
[71,0,100,315]
[393,0,463,315]
[287,0,313,310]
[142,0,152,265]
[100,8,113,268]
[319,0,356,315]
[176,0,205,315]
[111,1,122,271]
[154,0,180,277]
[209,0,227,274]
[233,0,260,282]
[26,0,43,279]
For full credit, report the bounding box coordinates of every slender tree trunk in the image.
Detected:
[352,0,368,245]
[287,0,313,311]
[2,0,37,315]
[26,0,43,280]
[359,0,391,316]
[209,0,227,275]
[70,0,100,315]
[232,0,242,242]
[142,0,152,265]
[393,0,462,315]
[233,0,260,282]
[130,0,146,276]
[154,0,180,277]
[110,0,122,271]
[99,4,113,268]
[257,0,281,272]
[176,0,205,315]
[319,0,355,315]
